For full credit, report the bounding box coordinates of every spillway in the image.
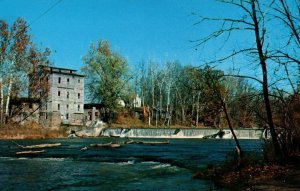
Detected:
[101,128,264,139]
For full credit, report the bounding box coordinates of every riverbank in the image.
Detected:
[0,123,67,139]
[246,164,300,190]
[216,164,300,190]
[195,155,300,190]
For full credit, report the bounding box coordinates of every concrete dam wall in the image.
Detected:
[101,128,264,139]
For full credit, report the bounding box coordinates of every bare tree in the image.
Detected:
[163,62,179,126]
[270,0,300,92]
[204,69,243,162]
[0,18,31,124]
[194,0,284,159]
[148,62,158,126]
[273,0,300,46]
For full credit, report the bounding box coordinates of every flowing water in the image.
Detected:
[0,138,262,191]
[102,128,264,139]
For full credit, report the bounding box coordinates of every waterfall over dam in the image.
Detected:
[101,128,264,139]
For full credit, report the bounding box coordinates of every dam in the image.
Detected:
[101,128,265,139]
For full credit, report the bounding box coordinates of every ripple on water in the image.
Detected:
[0,138,262,191]
[151,163,171,169]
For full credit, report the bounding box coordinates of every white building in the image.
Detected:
[133,94,142,108]
[30,66,84,127]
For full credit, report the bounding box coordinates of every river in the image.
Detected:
[0,138,262,190]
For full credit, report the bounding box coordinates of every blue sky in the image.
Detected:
[0,0,236,71]
[1,0,298,90]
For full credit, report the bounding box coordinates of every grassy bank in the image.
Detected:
[0,122,67,139]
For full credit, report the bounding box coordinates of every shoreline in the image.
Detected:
[194,158,300,190]
[0,126,67,140]
[245,164,300,190]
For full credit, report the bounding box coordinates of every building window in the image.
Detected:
[58,91,60,96]
[67,92,69,99]
[78,93,80,99]
[88,111,92,120]
[58,77,61,84]
[66,113,69,120]
[78,104,80,111]
[67,104,69,110]
[58,104,60,110]
[78,79,80,83]
[45,113,48,119]
[67,78,69,83]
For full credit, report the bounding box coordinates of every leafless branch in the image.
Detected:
[201,48,256,65]
[270,50,300,65]
[191,27,253,47]
[194,16,254,27]
[271,0,300,46]
[223,74,263,84]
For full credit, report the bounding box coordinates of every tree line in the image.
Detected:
[81,0,300,162]
[81,40,259,128]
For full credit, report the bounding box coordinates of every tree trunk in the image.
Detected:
[159,87,162,123]
[151,75,155,124]
[168,105,172,126]
[0,76,3,124]
[191,94,195,126]
[181,105,185,125]
[252,1,283,160]
[155,102,158,127]
[222,100,243,161]
[205,71,243,163]
[141,91,145,108]
[5,74,13,121]
[147,106,151,126]
[165,84,171,126]
[195,91,201,126]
